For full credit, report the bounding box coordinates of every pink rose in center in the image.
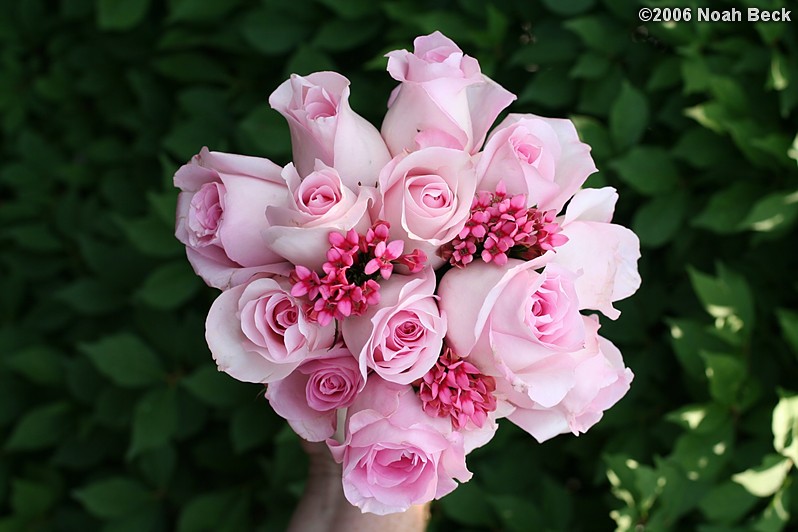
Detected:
[377,147,476,268]
[342,268,446,385]
[263,161,375,271]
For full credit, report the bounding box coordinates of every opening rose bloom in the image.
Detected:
[174,148,291,289]
[476,114,599,213]
[377,146,476,268]
[381,31,516,155]
[439,257,586,410]
[266,345,364,442]
[269,72,391,189]
[263,161,376,271]
[328,379,471,515]
[205,276,334,383]
[342,268,445,385]
[551,187,642,320]
[500,316,634,443]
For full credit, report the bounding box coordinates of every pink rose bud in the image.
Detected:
[174,148,291,289]
[269,72,391,189]
[381,31,516,155]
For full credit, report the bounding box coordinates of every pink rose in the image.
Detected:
[269,72,391,189]
[476,114,598,212]
[342,269,445,385]
[502,316,633,442]
[438,258,584,408]
[381,31,515,155]
[263,161,376,271]
[552,187,642,319]
[174,148,290,289]
[205,276,334,383]
[328,379,471,515]
[265,345,364,442]
[377,147,476,268]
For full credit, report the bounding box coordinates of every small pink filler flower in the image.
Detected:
[290,220,426,326]
[440,182,568,268]
[417,347,498,430]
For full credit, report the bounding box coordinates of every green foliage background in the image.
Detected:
[1,0,797,530]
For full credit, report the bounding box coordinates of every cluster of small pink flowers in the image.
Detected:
[290,221,426,326]
[417,347,497,430]
[440,182,568,268]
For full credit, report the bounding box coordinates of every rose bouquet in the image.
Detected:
[174,31,641,515]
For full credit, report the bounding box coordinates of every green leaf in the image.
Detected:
[541,0,595,16]
[668,319,730,380]
[488,494,543,532]
[670,419,734,481]
[752,483,791,532]
[439,480,496,526]
[182,365,252,408]
[688,264,755,342]
[701,352,747,406]
[177,490,243,532]
[518,66,576,109]
[569,51,610,79]
[136,260,201,310]
[772,393,798,464]
[673,127,730,169]
[241,8,310,56]
[632,190,687,248]
[564,15,626,56]
[610,82,649,150]
[138,445,176,489]
[776,310,798,358]
[230,402,273,454]
[96,0,151,30]
[152,54,230,84]
[128,388,178,458]
[740,190,798,233]
[693,183,759,234]
[732,455,792,498]
[115,214,182,258]
[610,147,680,196]
[55,278,125,315]
[11,479,59,517]
[699,481,759,523]
[313,18,380,52]
[315,0,379,19]
[4,345,64,385]
[167,0,243,22]
[238,104,292,159]
[80,333,165,388]
[6,402,72,451]
[73,477,151,519]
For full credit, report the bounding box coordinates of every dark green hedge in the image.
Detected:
[1,0,797,530]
